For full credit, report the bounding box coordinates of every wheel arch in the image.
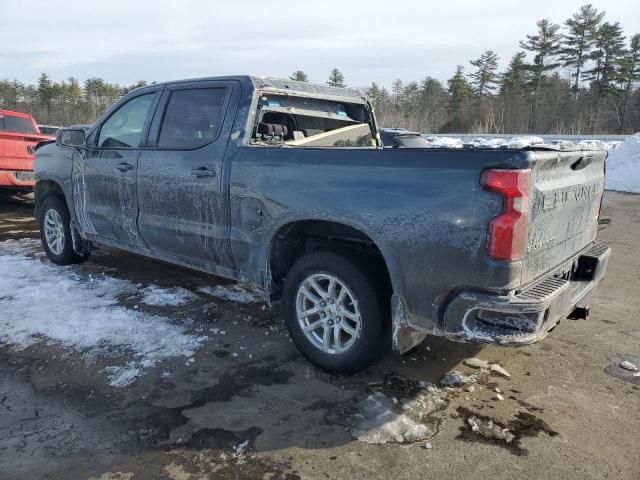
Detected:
[265,218,398,303]
[35,179,66,223]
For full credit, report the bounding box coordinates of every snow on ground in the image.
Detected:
[140,285,198,306]
[348,389,445,444]
[0,239,207,387]
[605,133,640,193]
[198,284,261,304]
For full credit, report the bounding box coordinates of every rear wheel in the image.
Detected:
[39,196,88,265]
[283,250,390,373]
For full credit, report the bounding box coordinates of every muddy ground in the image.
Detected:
[0,191,638,480]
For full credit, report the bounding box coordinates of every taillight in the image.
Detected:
[481,169,532,261]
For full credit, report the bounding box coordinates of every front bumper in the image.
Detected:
[0,170,35,189]
[442,242,611,346]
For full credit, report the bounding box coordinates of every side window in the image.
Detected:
[98,94,155,148]
[158,88,226,149]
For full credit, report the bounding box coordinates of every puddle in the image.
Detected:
[455,406,558,456]
[605,354,640,385]
[140,363,294,446]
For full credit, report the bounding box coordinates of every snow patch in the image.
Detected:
[198,284,261,304]
[140,285,198,306]
[348,390,445,444]
[605,133,640,193]
[506,136,544,148]
[0,239,207,387]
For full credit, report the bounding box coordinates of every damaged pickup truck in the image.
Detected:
[34,76,611,373]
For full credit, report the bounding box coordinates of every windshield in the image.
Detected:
[252,94,374,148]
[0,114,38,134]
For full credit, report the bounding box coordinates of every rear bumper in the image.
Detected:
[0,170,36,189]
[442,242,611,346]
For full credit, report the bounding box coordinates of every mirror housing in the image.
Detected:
[58,128,86,148]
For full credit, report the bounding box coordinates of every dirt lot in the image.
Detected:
[0,192,638,480]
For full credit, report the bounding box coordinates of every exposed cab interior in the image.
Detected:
[251,93,376,148]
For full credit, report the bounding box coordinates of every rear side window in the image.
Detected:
[98,94,155,148]
[0,114,38,134]
[158,88,227,149]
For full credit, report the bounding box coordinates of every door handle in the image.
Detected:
[116,162,134,172]
[191,167,217,178]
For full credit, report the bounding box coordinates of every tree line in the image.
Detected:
[298,5,640,134]
[1,4,638,134]
[0,76,148,128]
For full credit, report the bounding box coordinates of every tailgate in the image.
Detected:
[521,149,606,285]
[0,131,53,171]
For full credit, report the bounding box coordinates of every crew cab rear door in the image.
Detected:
[521,148,606,284]
[73,88,161,246]
[136,80,239,271]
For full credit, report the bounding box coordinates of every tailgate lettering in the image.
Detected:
[541,181,603,211]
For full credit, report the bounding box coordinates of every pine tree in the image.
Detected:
[560,4,605,93]
[446,66,474,130]
[519,18,562,130]
[365,82,383,106]
[391,79,405,107]
[289,70,309,82]
[469,50,500,96]
[499,52,532,133]
[500,52,530,96]
[327,68,346,87]
[37,73,55,121]
[614,34,640,131]
[583,21,626,130]
[584,22,625,89]
[417,77,448,132]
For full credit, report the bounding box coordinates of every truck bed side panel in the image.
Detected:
[228,147,530,333]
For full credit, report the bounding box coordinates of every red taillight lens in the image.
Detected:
[481,169,532,261]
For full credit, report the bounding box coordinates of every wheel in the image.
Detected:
[282,250,390,373]
[39,196,88,265]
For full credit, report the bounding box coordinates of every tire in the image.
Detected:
[282,250,390,373]
[39,196,88,265]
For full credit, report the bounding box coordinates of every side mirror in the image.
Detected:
[58,129,86,148]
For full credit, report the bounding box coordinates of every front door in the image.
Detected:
[73,91,160,247]
[136,81,238,270]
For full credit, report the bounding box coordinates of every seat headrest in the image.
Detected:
[258,123,288,137]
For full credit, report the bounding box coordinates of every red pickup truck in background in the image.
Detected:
[0,109,55,192]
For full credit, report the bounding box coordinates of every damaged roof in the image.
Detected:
[250,76,368,104]
[136,75,368,104]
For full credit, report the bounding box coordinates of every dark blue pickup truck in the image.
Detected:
[34,76,610,373]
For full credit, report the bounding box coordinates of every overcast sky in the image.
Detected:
[1,0,639,89]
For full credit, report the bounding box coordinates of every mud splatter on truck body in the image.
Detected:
[34,75,610,368]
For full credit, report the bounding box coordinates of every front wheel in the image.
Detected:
[39,196,88,265]
[282,250,390,373]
